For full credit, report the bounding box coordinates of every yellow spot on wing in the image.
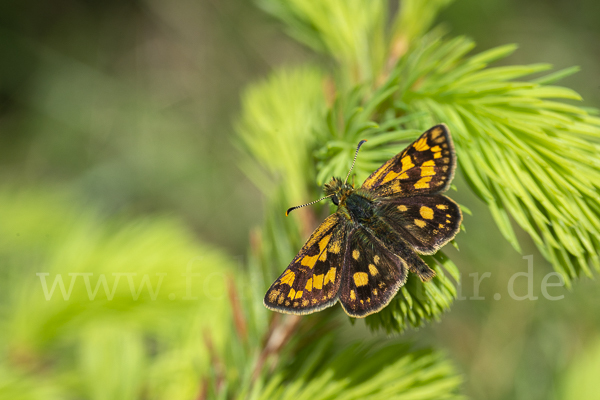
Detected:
[372,289,378,295]
[414,219,427,228]
[363,163,389,188]
[353,272,369,287]
[294,290,303,300]
[401,156,415,171]
[439,223,445,228]
[318,250,327,262]
[397,205,407,212]
[436,204,448,210]
[415,176,432,189]
[301,234,331,268]
[381,170,399,184]
[414,138,430,151]
[352,249,360,260]
[329,239,342,254]
[288,288,296,299]
[280,270,295,286]
[420,206,434,219]
[434,152,442,159]
[318,234,331,253]
[350,290,356,300]
[302,299,309,306]
[421,166,435,177]
[324,268,336,285]
[368,264,378,276]
[305,218,336,248]
[389,181,402,193]
[300,254,318,268]
[313,274,324,289]
[431,145,442,152]
[268,290,280,302]
[374,255,380,265]
[305,278,313,291]
[421,159,436,177]
[379,156,414,185]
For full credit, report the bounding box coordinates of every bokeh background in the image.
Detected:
[1,1,599,399]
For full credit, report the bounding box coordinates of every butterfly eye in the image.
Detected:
[332,195,339,206]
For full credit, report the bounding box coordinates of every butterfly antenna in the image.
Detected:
[344,139,368,185]
[286,194,334,216]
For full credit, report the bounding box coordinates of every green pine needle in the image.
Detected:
[253,340,464,400]
[0,187,237,399]
[395,32,600,285]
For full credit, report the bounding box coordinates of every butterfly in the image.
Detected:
[263,124,462,318]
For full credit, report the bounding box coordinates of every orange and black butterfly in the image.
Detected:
[264,124,462,318]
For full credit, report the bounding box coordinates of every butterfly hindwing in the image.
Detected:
[377,194,462,255]
[339,227,408,318]
[264,213,348,314]
[362,124,456,197]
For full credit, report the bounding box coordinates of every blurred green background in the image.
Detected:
[1,1,599,399]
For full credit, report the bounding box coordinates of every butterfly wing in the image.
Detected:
[264,213,348,315]
[362,124,456,197]
[339,227,408,318]
[376,194,462,255]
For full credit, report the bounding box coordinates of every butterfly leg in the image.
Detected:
[364,219,436,282]
[403,249,436,281]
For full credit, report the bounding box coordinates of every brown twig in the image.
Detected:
[376,34,409,88]
[196,377,210,400]
[202,330,225,396]
[227,275,248,343]
[252,314,302,381]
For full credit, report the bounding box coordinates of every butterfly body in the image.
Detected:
[265,124,462,318]
[331,188,401,257]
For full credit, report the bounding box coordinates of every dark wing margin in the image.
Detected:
[362,124,456,197]
[339,227,408,318]
[264,213,348,315]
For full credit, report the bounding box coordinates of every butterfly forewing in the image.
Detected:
[362,124,455,197]
[377,194,462,255]
[339,227,408,318]
[264,214,348,314]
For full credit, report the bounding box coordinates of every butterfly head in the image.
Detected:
[323,176,353,207]
[285,139,366,216]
